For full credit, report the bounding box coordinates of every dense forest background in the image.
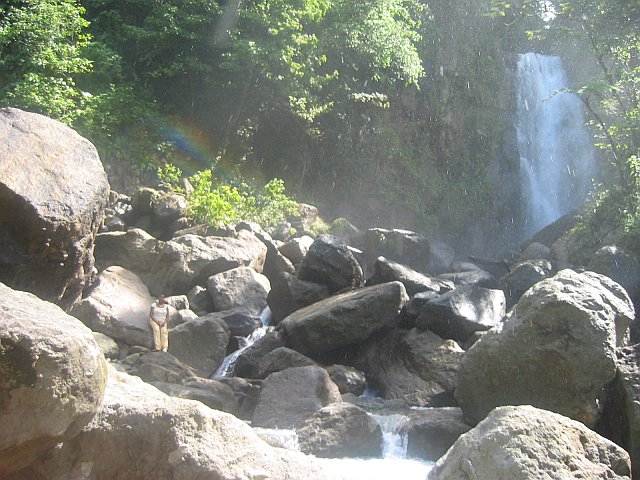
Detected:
[0,0,638,255]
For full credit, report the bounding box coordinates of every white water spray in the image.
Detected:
[516,52,597,237]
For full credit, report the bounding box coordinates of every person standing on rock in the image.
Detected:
[149,294,169,352]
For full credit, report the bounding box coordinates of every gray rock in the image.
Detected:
[169,316,230,377]
[0,108,109,309]
[427,405,631,480]
[94,228,162,277]
[0,283,107,476]
[211,308,261,337]
[279,235,314,265]
[297,403,382,458]
[455,270,634,427]
[71,266,154,348]
[400,408,471,462]
[280,281,408,356]
[297,234,365,293]
[257,346,316,379]
[15,367,337,480]
[364,228,431,273]
[123,350,196,384]
[207,266,271,314]
[501,259,553,308]
[324,364,367,396]
[151,378,239,414]
[252,365,342,429]
[518,241,551,261]
[367,256,454,296]
[267,272,331,324]
[187,285,214,315]
[233,330,287,378]
[177,308,198,324]
[427,239,455,275]
[356,328,464,407]
[437,269,497,289]
[601,343,640,479]
[92,332,120,360]
[415,285,506,344]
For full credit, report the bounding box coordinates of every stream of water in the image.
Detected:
[517,52,597,238]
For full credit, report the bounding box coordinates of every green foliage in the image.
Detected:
[0,0,92,122]
[159,165,298,228]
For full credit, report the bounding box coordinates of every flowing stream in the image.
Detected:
[516,52,597,238]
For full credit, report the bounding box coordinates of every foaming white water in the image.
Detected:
[213,307,272,378]
[517,52,597,237]
[320,458,434,480]
[371,413,408,459]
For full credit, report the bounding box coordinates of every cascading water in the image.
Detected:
[516,52,598,238]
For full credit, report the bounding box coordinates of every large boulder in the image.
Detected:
[267,272,331,324]
[455,269,635,427]
[280,281,408,357]
[278,235,314,265]
[364,228,431,273]
[71,266,154,348]
[601,343,640,479]
[168,316,231,377]
[356,328,464,406]
[95,229,267,296]
[297,403,382,458]
[366,256,454,296]
[297,234,365,293]
[427,405,631,480]
[501,259,553,308]
[415,285,506,344]
[151,378,240,414]
[0,283,108,477]
[207,266,271,314]
[120,350,197,384]
[0,108,109,308]
[324,364,367,396]
[256,346,316,379]
[400,408,471,461]
[251,365,342,428]
[12,367,337,480]
[233,330,287,378]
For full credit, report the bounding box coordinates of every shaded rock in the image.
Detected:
[122,351,196,384]
[13,367,337,480]
[213,308,261,337]
[257,347,316,379]
[151,377,239,414]
[364,228,431,273]
[325,364,367,396]
[150,230,268,295]
[237,222,296,280]
[267,272,331,324]
[600,344,640,479]
[0,108,109,309]
[233,330,287,378]
[415,285,506,344]
[400,408,471,462]
[169,316,230,377]
[427,405,631,480]
[426,239,455,275]
[71,266,154,348]
[437,269,497,289]
[403,291,440,326]
[0,283,107,477]
[187,285,214,315]
[501,259,553,308]
[96,229,267,296]
[297,403,382,458]
[518,241,551,261]
[297,234,365,293]
[280,281,408,357]
[252,365,342,429]
[279,235,315,265]
[356,328,464,407]
[207,266,270,314]
[290,203,320,232]
[367,256,454,296]
[455,270,634,427]
[92,332,120,360]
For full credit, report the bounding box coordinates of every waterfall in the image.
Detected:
[371,414,409,459]
[212,307,272,378]
[516,52,597,238]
